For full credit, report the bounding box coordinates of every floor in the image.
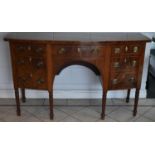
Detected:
[0,98,155,122]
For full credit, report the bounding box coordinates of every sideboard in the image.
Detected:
[4,32,150,120]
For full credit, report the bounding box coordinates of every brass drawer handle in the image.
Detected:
[29,74,33,78]
[58,48,66,54]
[133,46,138,53]
[36,61,44,68]
[17,45,31,51]
[113,62,120,68]
[125,46,128,52]
[19,77,27,82]
[129,77,135,83]
[112,79,118,85]
[27,46,31,51]
[17,60,25,65]
[37,78,45,84]
[91,48,99,54]
[29,57,32,62]
[124,58,127,63]
[16,46,25,51]
[35,47,43,53]
[114,48,121,54]
[77,48,81,53]
[131,60,137,67]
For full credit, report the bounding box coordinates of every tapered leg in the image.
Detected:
[126,89,131,103]
[133,89,140,116]
[49,91,54,120]
[15,88,21,116]
[101,90,107,120]
[21,88,26,103]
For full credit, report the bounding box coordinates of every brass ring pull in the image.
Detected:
[129,77,135,83]
[27,46,31,51]
[29,74,33,78]
[113,62,120,68]
[91,48,99,54]
[133,46,138,53]
[112,79,118,85]
[17,60,25,65]
[29,57,32,62]
[58,48,65,54]
[114,48,121,54]
[37,78,45,84]
[132,60,137,67]
[35,47,43,53]
[17,46,25,51]
[124,58,127,63]
[36,61,44,68]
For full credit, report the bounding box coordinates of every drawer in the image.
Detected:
[53,45,74,57]
[124,56,139,69]
[15,57,46,71]
[111,44,142,57]
[53,45,104,58]
[109,72,137,90]
[123,44,142,56]
[111,56,139,71]
[14,43,46,57]
[16,57,47,89]
[75,46,104,57]
[17,73,47,89]
[111,57,124,71]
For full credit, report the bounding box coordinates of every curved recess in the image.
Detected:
[56,61,100,76]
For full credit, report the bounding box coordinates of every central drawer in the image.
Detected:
[53,45,105,58]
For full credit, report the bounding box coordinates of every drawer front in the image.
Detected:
[15,57,47,89]
[112,44,142,57]
[75,46,104,57]
[111,56,139,72]
[53,45,74,57]
[109,72,137,90]
[124,44,141,56]
[15,43,46,57]
[53,45,104,58]
[111,45,124,56]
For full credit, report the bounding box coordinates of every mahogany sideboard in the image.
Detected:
[4,32,150,120]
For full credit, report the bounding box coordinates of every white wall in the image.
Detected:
[0,32,154,99]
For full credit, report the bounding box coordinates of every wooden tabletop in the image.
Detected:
[4,32,151,42]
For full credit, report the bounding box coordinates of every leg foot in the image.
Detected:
[15,88,21,116]
[101,113,105,120]
[133,89,140,117]
[133,110,137,116]
[126,89,131,103]
[49,91,54,120]
[101,90,107,120]
[21,88,26,103]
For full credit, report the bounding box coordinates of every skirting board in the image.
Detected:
[0,89,146,99]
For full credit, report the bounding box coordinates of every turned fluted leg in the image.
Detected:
[101,90,107,120]
[133,89,140,116]
[15,88,21,116]
[21,88,26,103]
[126,89,131,103]
[49,91,54,120]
